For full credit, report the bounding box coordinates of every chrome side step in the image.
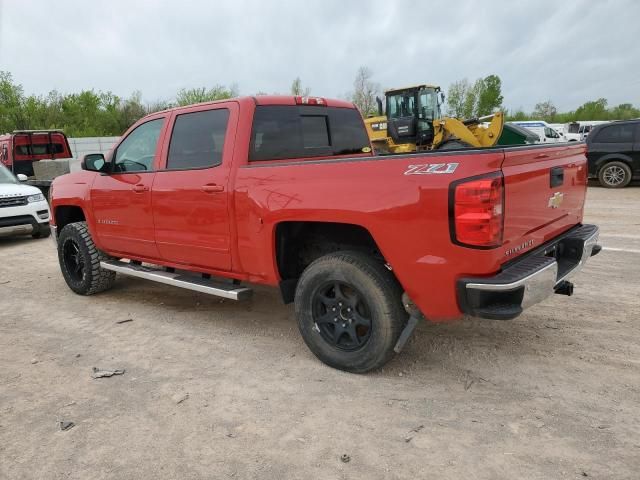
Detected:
[100,260,252,301]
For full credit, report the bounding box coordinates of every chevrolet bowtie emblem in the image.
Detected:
[548,192,564,209]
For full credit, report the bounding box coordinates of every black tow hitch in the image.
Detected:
[394,293,424,353]
[554,280,574,296]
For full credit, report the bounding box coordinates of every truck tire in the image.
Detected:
[294,251,407,373]
[598,161,632,188]
[32,224,51,239]
[57,221,116,295]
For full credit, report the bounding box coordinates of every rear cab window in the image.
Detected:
[249,106,370,162]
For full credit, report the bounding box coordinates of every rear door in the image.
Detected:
[151,102,237,271]
[501,144,587,254]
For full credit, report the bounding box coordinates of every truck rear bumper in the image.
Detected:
[457,224,600,320]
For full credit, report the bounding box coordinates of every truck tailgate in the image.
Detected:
[501,144,587,257]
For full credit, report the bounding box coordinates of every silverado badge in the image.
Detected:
[548,192,564,209]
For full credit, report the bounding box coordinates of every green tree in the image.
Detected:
[609,103,640,120]
[175,85,238,106]
[476,74,503,117]
[446,79,471,117]
[351,66,380,116]
[290,77,310,96]
[506,108,529,121]
[0,71,27,131]
[574,98,609,120]
[532,100,557,121]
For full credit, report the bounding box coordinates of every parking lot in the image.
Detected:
[0,185,638,480]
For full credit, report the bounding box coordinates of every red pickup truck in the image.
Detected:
[49,95,600,372]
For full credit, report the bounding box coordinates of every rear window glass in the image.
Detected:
[592,124,635,143]
[15,143,65,156]
[167,109,229,170]
[249,106,370,161]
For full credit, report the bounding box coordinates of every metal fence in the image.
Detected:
[67,136,120,171]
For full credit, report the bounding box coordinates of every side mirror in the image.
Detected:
[17,173,28,182]
[81,153,107,172]
[440,92,446,104]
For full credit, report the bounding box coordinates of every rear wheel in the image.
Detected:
[294,251,407,373]
[57,221,116,295]
[598,161,632,188]
[437,139,473,150]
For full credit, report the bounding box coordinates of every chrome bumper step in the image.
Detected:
[100,260,252,301]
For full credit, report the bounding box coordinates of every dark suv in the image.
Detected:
[586,120,640,188]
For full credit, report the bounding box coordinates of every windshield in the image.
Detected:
[386,91,417,119]
[386,88,439,121]
[0,164,18,184]
[418,88,439,121]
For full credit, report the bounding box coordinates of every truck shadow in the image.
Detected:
[106,275,558,378]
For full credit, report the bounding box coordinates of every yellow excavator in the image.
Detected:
[364,84,504,153]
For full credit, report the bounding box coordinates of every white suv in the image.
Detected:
[0,164,51,238]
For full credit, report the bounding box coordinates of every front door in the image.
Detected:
[90,117,167,259]
[152,103,236,271]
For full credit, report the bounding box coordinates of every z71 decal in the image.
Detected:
[404,163,459,175]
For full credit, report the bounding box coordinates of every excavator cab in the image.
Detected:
[385,85,442,148]
[364,83,504,154]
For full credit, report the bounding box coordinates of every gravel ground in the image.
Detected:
[1,184,639,480]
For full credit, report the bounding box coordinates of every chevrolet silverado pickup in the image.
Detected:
[49,95,601,373]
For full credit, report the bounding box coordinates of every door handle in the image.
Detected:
[535,153,549,159]
[201,183,225,193]
[132,184,149,193]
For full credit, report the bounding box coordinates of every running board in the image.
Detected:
[100,260,252,301]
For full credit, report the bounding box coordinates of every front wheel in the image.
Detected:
[598,161,632,188]
[294,251,407,373]
[57,221,116,295]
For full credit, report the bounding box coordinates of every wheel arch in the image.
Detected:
[54,205,87,235]
[594,154,634,174]
[274,221,387,303]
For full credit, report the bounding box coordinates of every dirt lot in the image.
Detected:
[1,185,639,480]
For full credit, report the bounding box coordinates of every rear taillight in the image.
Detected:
[294,96,326,106]
[451,174,504,248]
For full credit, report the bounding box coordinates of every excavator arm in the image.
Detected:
[432,112,504,149]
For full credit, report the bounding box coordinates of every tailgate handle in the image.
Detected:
[550,166,564,188]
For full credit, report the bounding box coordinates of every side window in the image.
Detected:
[167,109,230,170]
[114,118,164,173]
[593,124,635,143]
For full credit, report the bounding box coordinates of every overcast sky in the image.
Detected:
[1,0,638,112]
